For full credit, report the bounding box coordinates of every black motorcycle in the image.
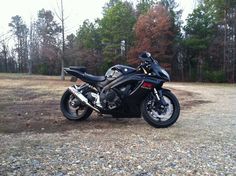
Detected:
[60,51,180,128]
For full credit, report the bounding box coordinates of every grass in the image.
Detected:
[0,73,219,133]
[0,73,153,133]
[0,73,73,93]
[0,73,74,111]
[0,73,75,133]
[0,73,71,80]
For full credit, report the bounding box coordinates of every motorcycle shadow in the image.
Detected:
[62,114,146,131]
[0,114,146,134]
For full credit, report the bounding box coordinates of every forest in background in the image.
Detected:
[0,0,236,83]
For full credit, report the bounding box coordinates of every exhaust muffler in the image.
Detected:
[68,86,100,112]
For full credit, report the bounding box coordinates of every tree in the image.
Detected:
[160,0,183,80]
[220,0,236,82]
[64,33,79,67]
[36,9,61,75]
[183,2,217,81]
[0,40,17,73]
[77,20,102,51]
[136,0,157,16]
[183,0,236,82]
[75,20,103,74]
[55,0,66,80]
[60,0,65,80]
[103,0,120,11]
[28,20,40,75]
[9,15,29,73]
[99,0,136,70]
[0,41,8,72]
[128,4,172,65]
[160,0,182,39]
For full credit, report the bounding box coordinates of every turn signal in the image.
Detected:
[142,82,154,89]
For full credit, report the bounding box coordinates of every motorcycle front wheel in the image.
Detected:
[141,90,180,128]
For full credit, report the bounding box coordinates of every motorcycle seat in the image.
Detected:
[69,66,87,73]
[84,73,106,82]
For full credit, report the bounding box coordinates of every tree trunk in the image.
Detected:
[223,8,227,72]
[188,58,192,81]
[2,44,8,72]
[199,58,203,82]
[232,7,236,83]
[28,59,32,75]
[61,57,65,80]
[60,0,65,80]
[28,21,33,75]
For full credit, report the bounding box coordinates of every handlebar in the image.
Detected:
[137,62,151,73]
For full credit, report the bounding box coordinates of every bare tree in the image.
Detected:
[9,15,29,73]
[54,0,66,80]
[28,20,34,75]
[0,41,8,72]
[60,0,65,80]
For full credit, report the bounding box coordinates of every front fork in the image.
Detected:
[153,88,168,107]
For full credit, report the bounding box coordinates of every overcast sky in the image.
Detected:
[0,0,196,40]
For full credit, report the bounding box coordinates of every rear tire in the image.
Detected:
[60,89,93,121]
[141,90,180,128]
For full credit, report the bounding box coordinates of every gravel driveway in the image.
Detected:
[0,83,235,175]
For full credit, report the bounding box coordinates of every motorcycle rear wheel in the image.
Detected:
[141,90,180,128]
[60,89,93,121]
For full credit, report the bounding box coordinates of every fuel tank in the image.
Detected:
[105,65,136,81]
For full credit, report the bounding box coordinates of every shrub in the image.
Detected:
[203,70,226,83]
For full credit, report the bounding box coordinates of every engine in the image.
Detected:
[87,89,121,110]
[100,89,121,110]
[87,64,136,110]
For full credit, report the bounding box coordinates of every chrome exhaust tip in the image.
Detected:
[68,86,100,112]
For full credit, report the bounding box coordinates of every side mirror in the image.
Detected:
[139,51,152,62]
[145,52,151,58]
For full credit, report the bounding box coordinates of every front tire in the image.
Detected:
[141,90,180,128]
[60,89,93,121]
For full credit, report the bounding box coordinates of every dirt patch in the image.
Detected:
[0,86,210,134]
[0,96,145,133]
[0,74,212,134]
[181,100,212,109]
[167,88,212,110]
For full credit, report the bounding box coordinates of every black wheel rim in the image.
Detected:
[66,94,88,120]
[146,95,174,122]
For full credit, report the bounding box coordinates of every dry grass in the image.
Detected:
[0,73,200,133]
[0,73,235,175]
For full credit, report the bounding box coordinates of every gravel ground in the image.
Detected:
[0,83,236,175]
